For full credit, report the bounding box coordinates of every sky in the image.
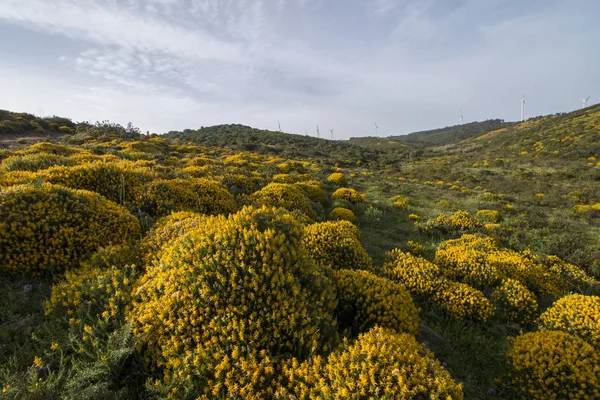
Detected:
[0,0,599,138]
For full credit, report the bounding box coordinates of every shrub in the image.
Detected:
[384,250,494,322]
[491,278,538,324]
[391,194,410,209]
[539,294,600,349]
[0,184,140,275]
[46,264,137,329]
[434,281,495,322]
[294,180,328,207]
[137,178,235,217]
[326,172,346,185]
[0,153,74,172]
[476,209,502,223]
[328,207,356,223]
[419,210,482,234]
[129,206,337,398]
[303,221,372,271]
[279,327,464,399]
[407,240,425,255]
[251,183,316,220]
[218,174,262,197]
[331,187,365,204]
[333,269,420,336]
[139,212,206,263]
[504,331,600,400]
[41,161,156,207]
[544,255,599,294]
[272,173,294,183]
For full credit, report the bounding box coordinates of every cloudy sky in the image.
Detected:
[0,0,598,138]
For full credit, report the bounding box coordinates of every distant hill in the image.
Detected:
[164,124,411,167]
[459,104,600,159]
[0,109,76,138]
[389,119,511,145]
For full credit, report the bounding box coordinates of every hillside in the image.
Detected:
[0,106,599,399]
[389,119,511,145]
[165,123,412,167]
[0,109,76,139]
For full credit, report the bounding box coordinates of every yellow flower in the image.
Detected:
[33,356,44,367]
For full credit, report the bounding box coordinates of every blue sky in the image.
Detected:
[0,0,598,138]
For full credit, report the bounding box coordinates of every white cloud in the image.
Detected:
[0,0,599,137]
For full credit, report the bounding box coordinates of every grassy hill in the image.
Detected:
[0,109,76,138]
[389,119,511,145]
[0,105,599,399]
[165,124,412,167]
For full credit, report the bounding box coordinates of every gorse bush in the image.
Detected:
[251,182,317,220]
[476,209,502,223]
[303,220,372,271]
[294,180,328,207]
[491,278,538,324]
[139,211,206,263]
[129,206,338,398]
[419,210,482,234]
[333,269,420,336]
[326,172,346,185]
[504,331,600,400]
[331,187,365,204]
[40,160,157,207]
[435,281,495,322]
[279,326,464,399]
[384,250,494,322]
[391,194,410,209]
[0,183,140,275]
[46,264,137,330]
[539,294,600,349]
[0,153,74,172]
[137,177,236,217]
[328,207,356,223]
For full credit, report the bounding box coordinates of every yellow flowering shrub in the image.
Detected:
[544,255,599,293]
[294,180,328,207]
[333,269,420,335]
[0,184,140,275]
[331,187,366,204]
[0,153,74,172]
[384,250,446,297]
[136,178,200,217]
[129,206,337,398]
[46,264,137,328]
[328,207,356,223]
[139,212,206,263]
[504,331,600,400]
[326,172,347,185]
[384,250,494,322]
[475,209,502,223]
[420,210,482,234]
[0,170,38,187]
[279,326,464,399]
[408,213,420,221]
[391,194,410,209]
[137,178,236,217]
[218,173,262,197]
[22,142,80,156]
[407,240,425,255]
[539,294,600,349]
[434,235,501,289]
[435,281,495,322]
[272,173,294,183]
[434,234,563,295]
[491,278,538,324]
[251,182,316,220]
[40,161,157,207]
[303,221,372,271]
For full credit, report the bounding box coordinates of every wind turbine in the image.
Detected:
[583,95,591,109]
[460,109,464,125]
[521,95,525,122]
[278,121,282,132]
[374,122,379,137]
[316,125,320,138]
[329,128,334,140]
